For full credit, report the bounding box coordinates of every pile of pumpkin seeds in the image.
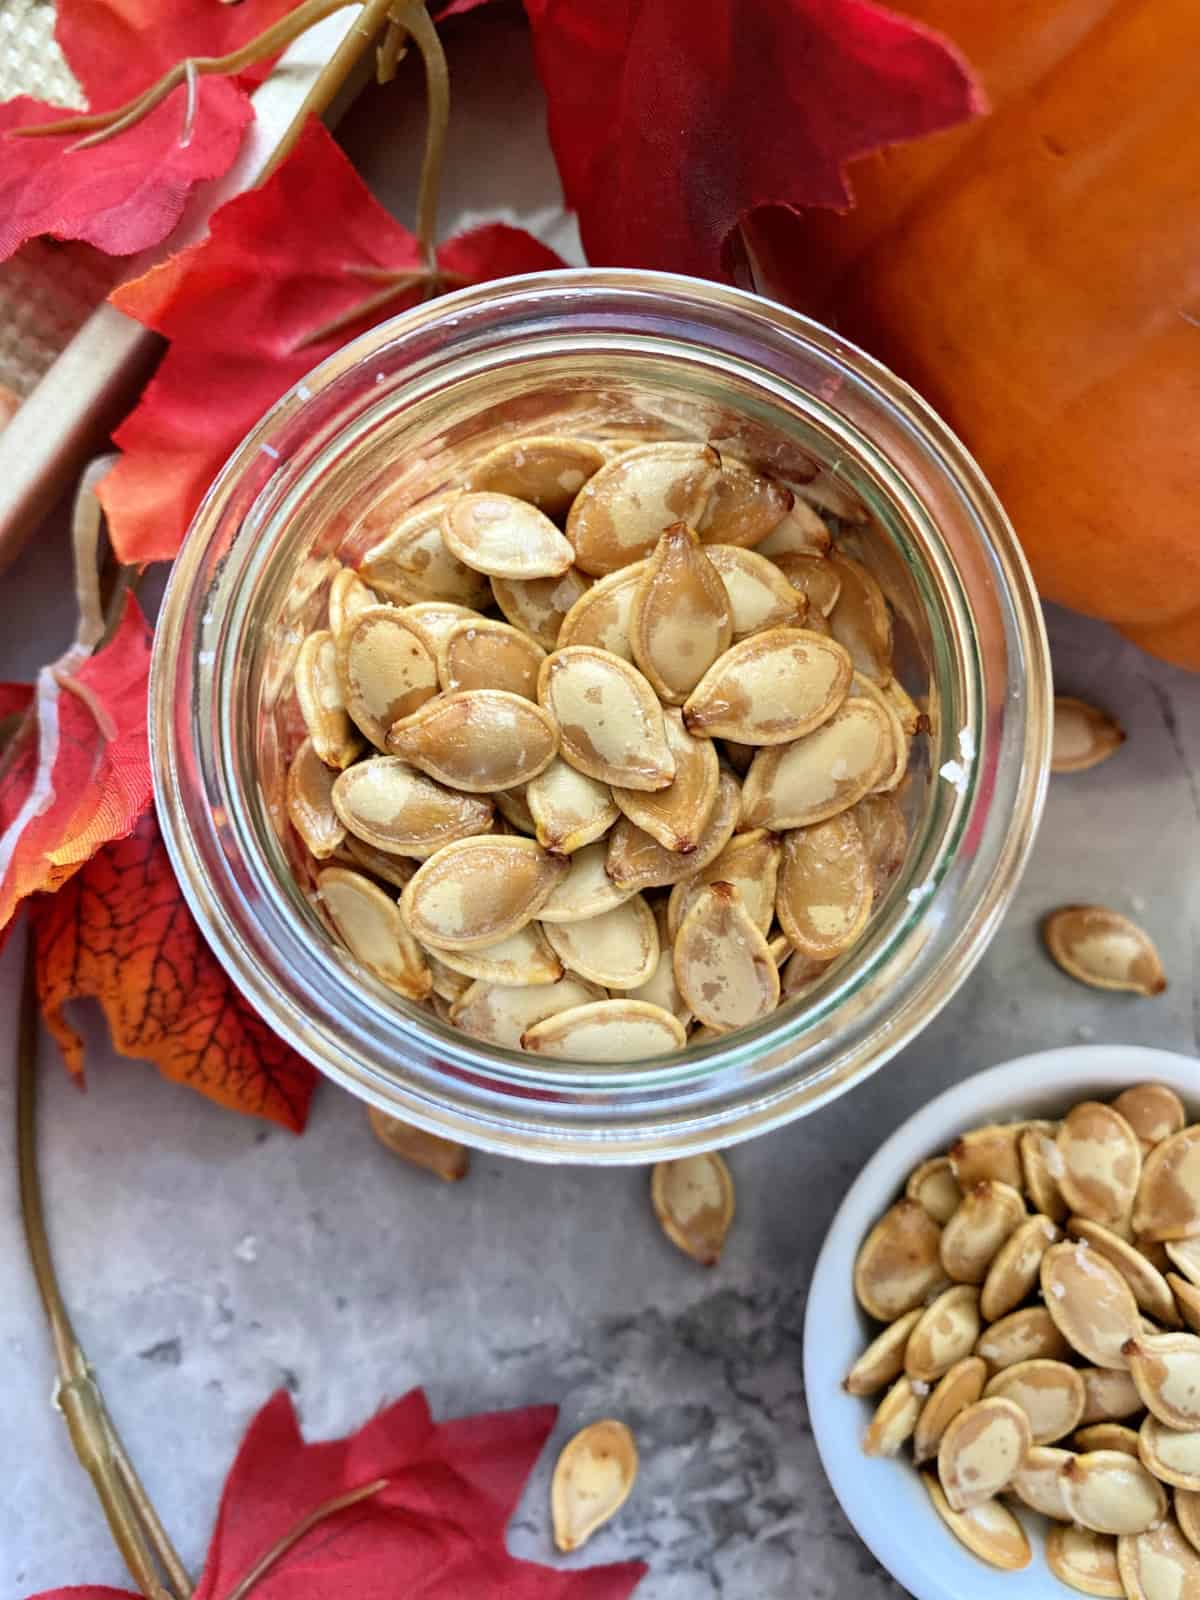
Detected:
[286,435,925,1062]
[850,1082,1200,1594]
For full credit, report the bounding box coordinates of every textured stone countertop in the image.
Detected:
[2,14,1198,1598]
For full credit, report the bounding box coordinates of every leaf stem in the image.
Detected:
[395,2,450,275]
[222,1477,389,1600]
[291,266,466,351]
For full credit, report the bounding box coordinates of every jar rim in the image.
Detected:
[151,268,1051,1162]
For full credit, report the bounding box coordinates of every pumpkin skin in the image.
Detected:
[750,0,1200,669]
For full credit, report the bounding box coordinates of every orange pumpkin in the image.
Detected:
[750,0,1200,669]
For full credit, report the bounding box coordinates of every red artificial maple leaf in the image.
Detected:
[30,808,318,1133]
[521,0,984,280]
[99,116,564,564]
[27,1390,646,1600]
[0,594,154,954]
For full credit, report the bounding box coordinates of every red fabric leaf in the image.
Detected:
[30,808,317,1133]
[522,0,984,279]
[0,595,153,949]
[99,117,564,563]
[26,1391,645,1599]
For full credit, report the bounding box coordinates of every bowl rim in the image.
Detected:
[804,1043,1200,1600]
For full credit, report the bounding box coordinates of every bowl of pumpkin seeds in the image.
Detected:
[806,1045,1200,1600]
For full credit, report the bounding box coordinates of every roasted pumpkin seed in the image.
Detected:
[740,697,893,829]
[703,543,806,638]
[465,434,605,516]
[920,1472,1031,1571]
[1116,1083,1187,1153]
[611,708,719,852]
[367,1106,468,1181]
[1125,1332,1200,1427]
[606,770,740,893]
[756,498,832,559]
[1169,1238,1200,1287]
[551,1419,638,1552]
[905,1285,982,1383]
[556,561,645,660]
[399,600,479,655]
[490,567,592,650]
[853,1199,945,1323]
[949,1123,1025,1190]
[940,1180,1026,1284]
[1135,1126,1200,1241]
[1171,1272,1200,1334]
[673,882,780,1031]
[937,1396,1031,1510]
[984,1359,1085,1444]
[521,999,687,1061]
[651,1152,735,1265]
[668,828,781,938]
[629,523,732,703]
[539,646,674,791]
[1020,1124,1069,1223]
[849,791,908,901]
[526,759,618,855]
[1067,1217,1180,1326]
[1057,1102,1143,1227]
[980,1214,1060,1322]
[978,1307,1072,1369]
[775,813,872,961]
[388,690,559,792]
[863,1375,922,1456]
[844,1308,924,1398]
[430,922,563,987]
[543,893,659,989]
[328,565,379,638]
[331,756,493,854]
[625,901,692,1024]
[358,491,491,608]
[492,782,537,835]
[1138,1413,1200,1488]
[827,553,893,683]
[849,673,909,793]
[442,491,575,579]
[337,606,439,750]
[771,550,842,616]
[1045,1524,1125,1598]
[450,974,604,1048]
[1118,1517,1200,1600]
[342,836,420,888]
[912,1355,987,1464]
[1012,1445,1074,1520]
[1043,904,1168,996]
[697,459,792,548]
[295,629,362,768]
[436,617,546,700]
[906,1157,963,1227]
[317,866,431,1000]
[1075,1423,1141,1457]
[536,843,637,925]
[1052,695,1126,774]
[1178,1492,1200,1560]
[565,441,721,576]
[1061,1449,1168,1536]
[1079,1365,1144,1424]
[286,737,346,858]
[1041,1240,1141,1368]
[779,946,832,1001]
[682,626,851,745]
[400,835,568,950]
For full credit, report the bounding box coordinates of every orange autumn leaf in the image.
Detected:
[31,808,317,1132]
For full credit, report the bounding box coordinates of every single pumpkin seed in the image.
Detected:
[940,1180,1026,1284]
[740,697,893,829]
[490,567,592,650]
[1180,1493,1200,1560]
[367,1106,468,1181]
[441,491,575,580]
[844,1308,924,1398]
[539,646,674,791]
[450,974,605,1047]
[1012,1445,1075,1520]
[980,1214,1060,1322]
[337,606,439,750]
[1116,1083,1187,1154]
[556,561,645,660]
[358,491,491,608]
[920,1472,1031,1572]
[1076,1423,1142,1457]
[779,946,832,1001]
[673,882,780,1031]
[703,543,806,638]
[853,1199,945,1323]
[429,922,563,987]
[521,999,687,1061]
[399,600,479,655]
[342,836,419,888]
[651,1152,735,1266]
[849,792,908,902]
[493,783,537,836]
[1058,1102,1143,1227]
[536,841,636,924]
[906,1157,964,1227]
[331,756,493,854]
[1170,1239,1200,1288]
[1041,1240,1141,1368]
[682,626,852,745]
[1139,1414,1200,1489]
[755,498,832,559]
[425,950,473,1004]
[286,737,346,858]
[949,1123,1025,1191]
[1045,1524,1125,1598]
[905,1285,982,1382]
[294,630,362,768]
[1135,1127,1200,1242]
[1043,905,1168,996]
[543,894,658,989]
[1171,1273,1200,1334]
[464,434,605,516]
[328,565,380,638]
[626,901,692,1025]
[850,672,909,792]
[1124,1332,1200,1427]
[612,708,719,852]
[668,828,780,939]
[565,441,721,576]
[774,813,872,961]
[1080,1365,1145,1423]
[827,553,893,683]
[606,770,741,893]
[526,759,618,855]
[1021,1124,1069,1222]
[980,1309,1072,1372]
[436,617,546,700]
[1068,1217,1180,1326]
[400,835,568,950]
[771,550,842,616]
[985,1359,1085,1444]
[387,689,559,792]
[1118,1518,1200,1600]
[912,1355,988,1464]
[697,459,792,547]
[551,1419,638,1552]
[629,523,732,703]
[1062,1450,1168,1537]
[1052,695,1126,773]
[863,1375,922,1456]
[938,1396,1032,1510]
[317,866,431,1000]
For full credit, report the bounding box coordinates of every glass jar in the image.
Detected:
[151,270,1051,1163]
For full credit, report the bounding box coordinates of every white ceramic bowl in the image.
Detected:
[805,1044,1200,1600]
